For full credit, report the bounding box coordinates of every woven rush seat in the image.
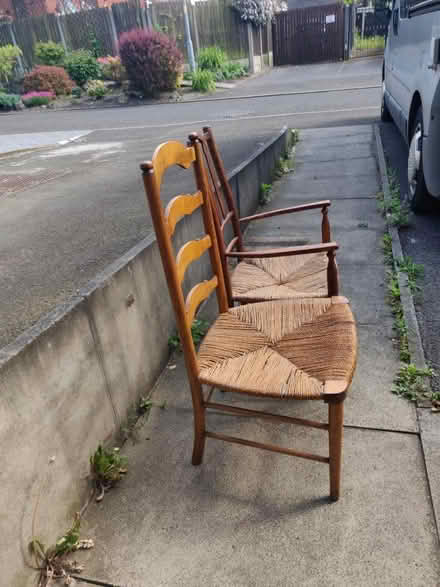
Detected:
[198,296,356,399]
[231,252,329,302]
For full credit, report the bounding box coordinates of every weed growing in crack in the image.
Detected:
[168,319,210,352]
[29,514,94,587]
[259,182,273,205]
[90,445,127,502]
[377,170,410,227]
[397,256,424,294]
[392,363,435,402]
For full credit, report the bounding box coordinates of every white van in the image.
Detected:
[382,0,440,211]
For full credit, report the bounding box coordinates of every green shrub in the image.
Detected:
[34,41,65,66]
[0,93,20,110]
[198,46,227,72]
[0,45,22,85]
[64,50,100,87]
[87,79,107,98]
[23,66,73,95]
[71,86,82,98]
[192,69,215,93]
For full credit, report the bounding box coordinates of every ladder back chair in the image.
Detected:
[191,127,339,307]
[141,139,357,501]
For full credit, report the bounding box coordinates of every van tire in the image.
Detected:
[381,80,391,122]
[408,108,432,213]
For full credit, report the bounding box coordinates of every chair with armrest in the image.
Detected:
[190,127,339,307]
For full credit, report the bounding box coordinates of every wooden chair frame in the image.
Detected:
[189,127,340,306]
[141,139,353,501]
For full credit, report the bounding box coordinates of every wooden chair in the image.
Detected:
[190,127,339,307]
[141,139,357,501]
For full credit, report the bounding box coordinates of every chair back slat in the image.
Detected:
[186,276,218,326]
[176,235,212,285]
[141,140,228,374]
[165,192,203,237]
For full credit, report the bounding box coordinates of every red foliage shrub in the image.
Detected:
[23,66,74,96]
[119,29,183,96]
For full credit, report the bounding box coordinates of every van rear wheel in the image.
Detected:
[408,108,432,213]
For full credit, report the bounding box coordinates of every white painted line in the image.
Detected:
[95,106,379,133]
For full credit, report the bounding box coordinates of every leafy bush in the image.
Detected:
[71,86,82,98]
[232,0,274,25]
[87,79,107,98]
[191,69,215,93]
[0,45,22,85]
[34,41,65,66]
[0,93,21,110]
[64,50,100,87]
[119,28,183,96]
[22,90,55,107]
[97,55,125,82]
[198,46,227,72]
[23,66,73,95]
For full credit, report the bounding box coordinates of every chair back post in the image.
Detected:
[192,138,229,314]
[140,159,200,382]
[189,132,234,307]
[202,126,244,251]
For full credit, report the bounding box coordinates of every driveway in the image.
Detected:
[0,58,382,347]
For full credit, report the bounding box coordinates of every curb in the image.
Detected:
[374,123,440,545]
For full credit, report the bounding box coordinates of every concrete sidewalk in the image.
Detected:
[79,125,440,586]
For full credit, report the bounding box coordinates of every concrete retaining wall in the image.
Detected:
[0,126,291,586]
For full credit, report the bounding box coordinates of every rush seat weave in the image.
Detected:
[231,252,329,302]
[198,296,356,399]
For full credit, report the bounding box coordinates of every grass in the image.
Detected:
[354,32,385,51]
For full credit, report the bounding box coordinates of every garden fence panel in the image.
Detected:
[194,0,248,60]
[62,8,115,57]
[112,2,141,37]
[0,23,13,47]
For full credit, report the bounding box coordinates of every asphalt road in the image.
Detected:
[380,122,440,394]
[0,58,382,347]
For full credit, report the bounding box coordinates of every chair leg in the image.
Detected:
[192,404,206,466]
[328,399,344,501]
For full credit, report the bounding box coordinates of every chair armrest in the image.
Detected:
[239,200,331,223]
[225,242,338,259]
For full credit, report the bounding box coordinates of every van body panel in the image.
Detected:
[383,0,440,197]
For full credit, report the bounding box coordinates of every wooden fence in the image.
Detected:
[0,0,252,70]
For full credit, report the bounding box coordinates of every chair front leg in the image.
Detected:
[190,380,207,465]
[321,206,331,243]
[328,397,344,501]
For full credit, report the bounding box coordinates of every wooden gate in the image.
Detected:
[273,3,345,66]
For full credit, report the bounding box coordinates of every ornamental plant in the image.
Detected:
[0,93,21,110]
[97,55,125,82]
[232,0,274,25]
[23,66,74,95]
[22,90,55,107]
[87,79,107,98]
[119,29,183,96]
[64,50,100,87]
[0,44,22,85]
[34,41,65,66]
[198,46,227,72]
